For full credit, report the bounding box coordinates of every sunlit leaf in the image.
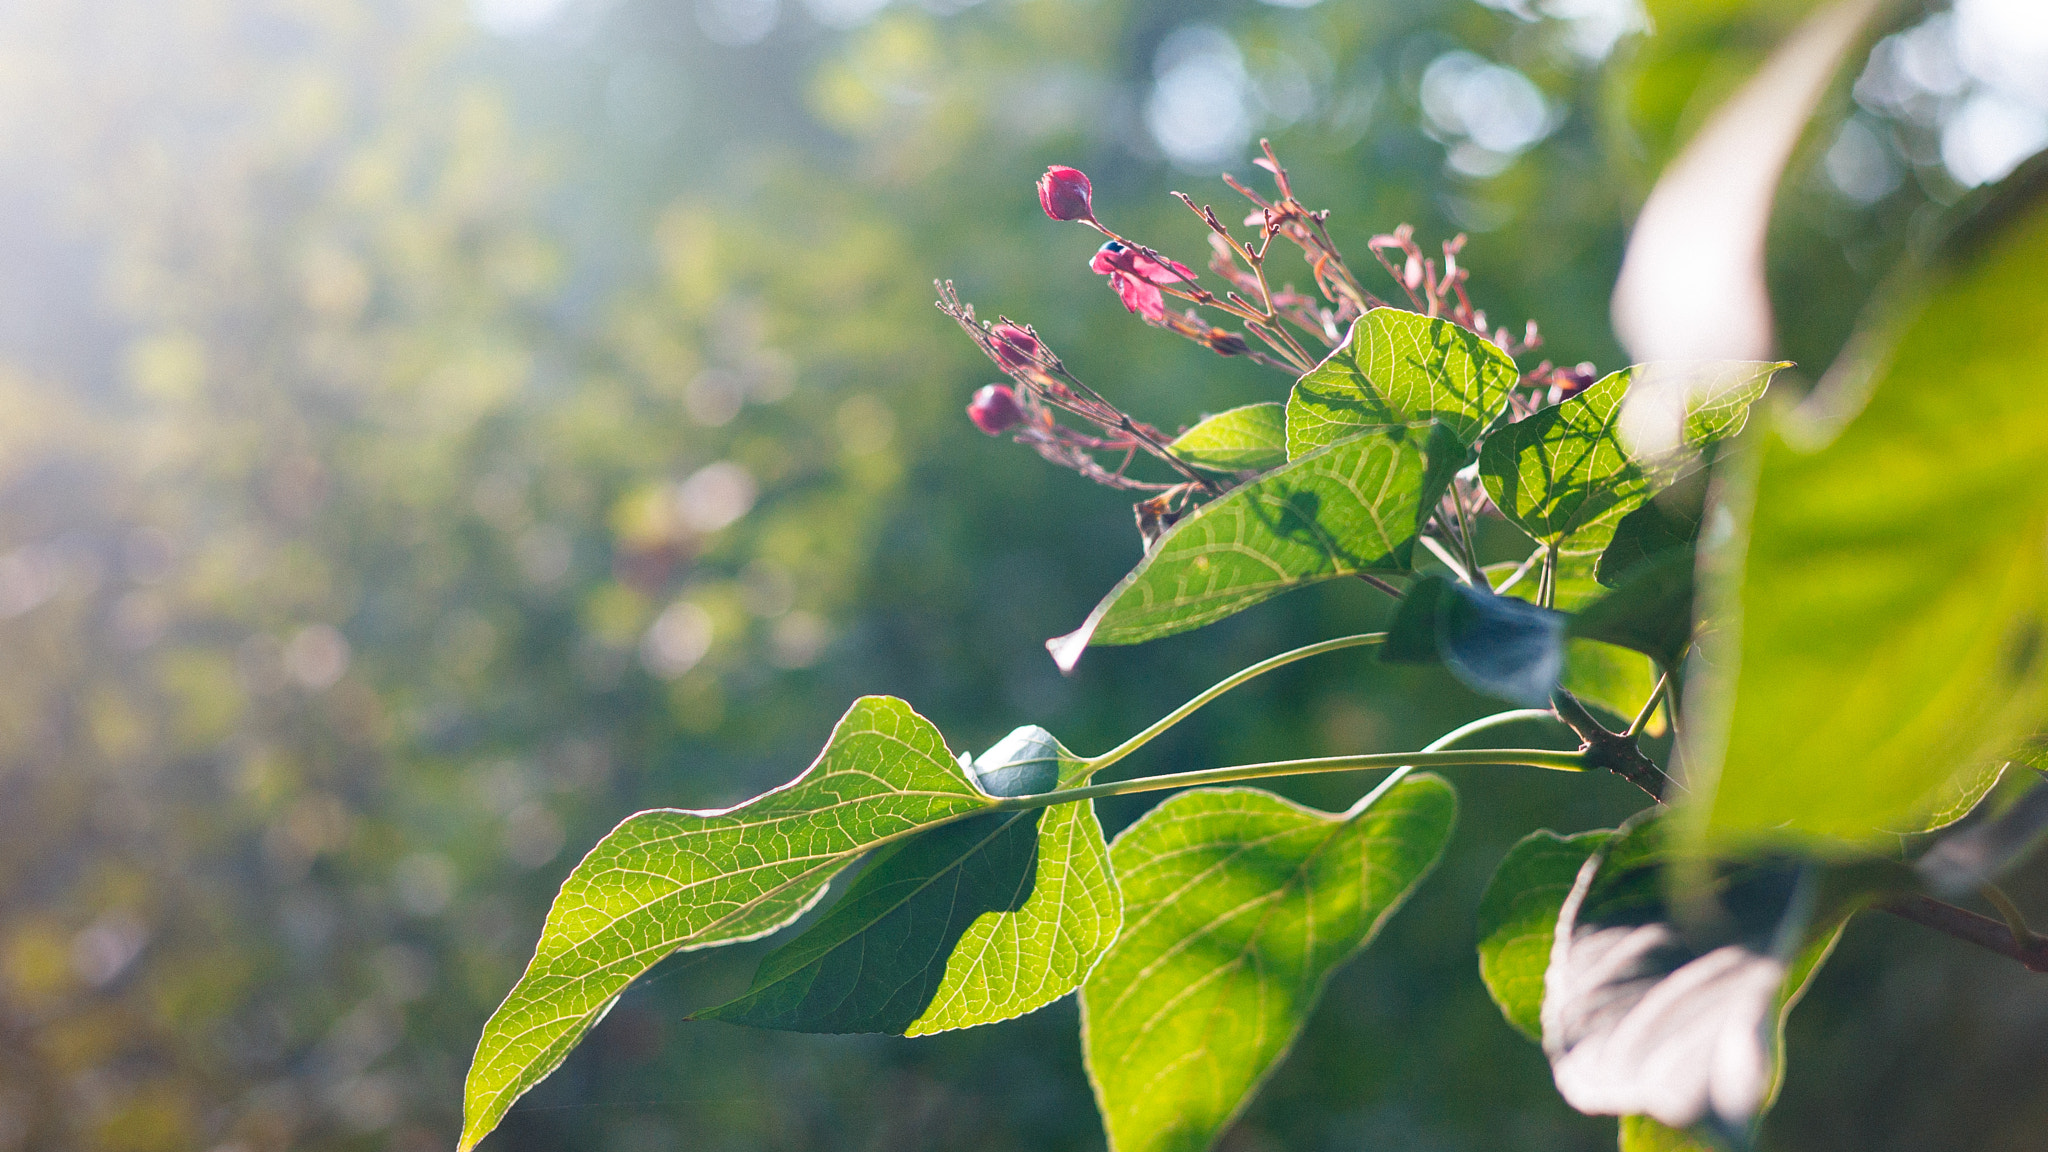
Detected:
[1542,817,1845,1141]
[1081,777,1456,1152]
[1048,425,1457,671]
[699,726,1120,1036]
[1476,828,1611,1040]
[1480,362,1782,555]
[459,696,997,1152]
[1693,177,2048,846]
[1169,402,1289,472]
[1285,307,1519,457]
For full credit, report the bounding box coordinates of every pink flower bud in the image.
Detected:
[967,384,1024,435]
[1037,166,1095,223]
[989,322,1041,373]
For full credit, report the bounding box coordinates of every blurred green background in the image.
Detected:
[2,0,2047,1149]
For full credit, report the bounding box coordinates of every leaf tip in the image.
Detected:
[1046,623,1094,674]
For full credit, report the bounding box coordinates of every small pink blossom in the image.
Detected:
[967,384,1024,435]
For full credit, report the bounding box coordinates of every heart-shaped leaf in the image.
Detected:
[1048,425,1459,671]
[1286,307,1520,456]
[1480,362,1782,555]
[1691,174,2048,847]
[458,696,997,1152]
[1542,817,1844,1141]
[1169,402,1289,472]
[1081,776,1456,1152]
[699,726,1120,1036]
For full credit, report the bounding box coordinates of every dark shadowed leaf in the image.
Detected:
[1169,402,1289,472]
[1286,307,1520,456]
[1597,481,1704,588]
[1476,828,1612,1040]
[1382,575,1569,708]
[1692,171,2048,847]
[1082,777,1456,1152]
[1048,425,1457,670]
[459,696,997,1152]
[1480,362,1782,555]
[1542,817,1844,1141]
[699,726,1119,1036]
[1570,551,1695,671]
[1439,582,1568,708]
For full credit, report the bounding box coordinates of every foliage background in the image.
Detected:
[1,0,2045,1149]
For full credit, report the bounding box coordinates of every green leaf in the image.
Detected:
[1081,777,1456,1152]
[458,696,995,1152]
[1570,551,1695,671]
[1620,1115,1719,1152]
[1693,180,2048,847]
[1285,307,1520,457]
[699,726,1120,1036]
[1480,362,1782,555]
[1382,574,1567,708]
[1596,484,1703,588]
[1169,403,1289,472]
[1475,828,1612,1041]
[1560,640,1664,733]
[1542,816,1846,1141]
[1048,425,1454,671]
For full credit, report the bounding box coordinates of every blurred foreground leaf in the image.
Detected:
[1541,818,1844,1141]
[1696,171,2048,846]
[1081,777,1456,1152]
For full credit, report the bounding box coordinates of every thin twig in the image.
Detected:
[1883,894,2048,972]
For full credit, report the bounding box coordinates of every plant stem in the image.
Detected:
[1626,673,1670,739]
[1345,707,1564,817]
[1550,688,1674,799]
[1084,632,1388,778]
[992,746,1589,813]
[1882,894,2048,973]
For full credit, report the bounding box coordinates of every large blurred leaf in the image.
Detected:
[1542,817,1845,1141]
[1476,828,1612,1041]
[699,726,1119,1036]
[1476,829,1737,1152]
[1080,777,1456,1152]
[459,697,998,1151]
[1285,307,1519,457]
[1694,174,2048,846]
[1480,363,1782,555]
[1048,425,1457,671]
[1170,402,1289,472]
